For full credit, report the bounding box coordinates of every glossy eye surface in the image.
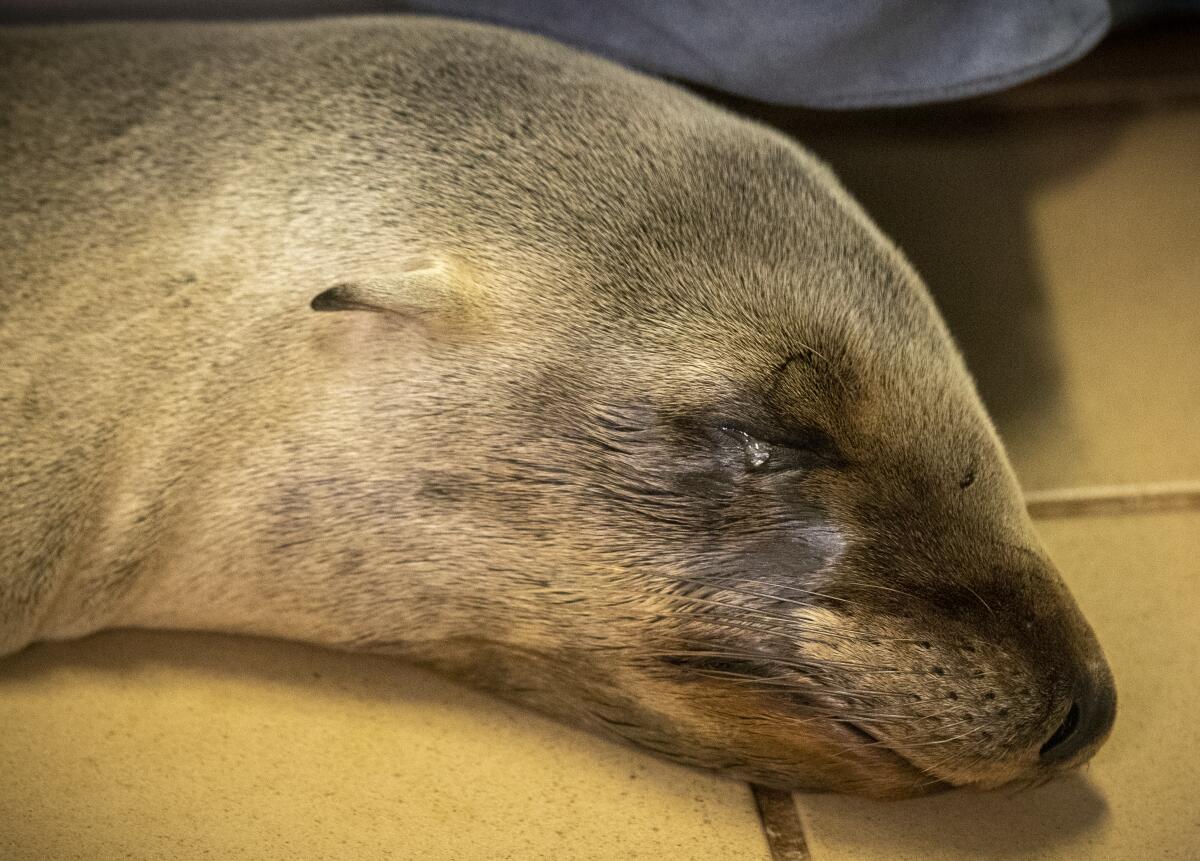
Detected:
[715,420,846,476]
[725,428,773,471]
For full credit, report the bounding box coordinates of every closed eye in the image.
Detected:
[720,424,845,473]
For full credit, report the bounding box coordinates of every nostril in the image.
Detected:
[1039,701,1080,758]
[1038,666,1117,766]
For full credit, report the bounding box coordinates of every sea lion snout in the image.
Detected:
[773,508,1119,794]
[686,533,1118,796]
[989,561,1117,781]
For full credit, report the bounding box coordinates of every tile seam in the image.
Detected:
[1025,481,1200,519]
[751,784,812,861]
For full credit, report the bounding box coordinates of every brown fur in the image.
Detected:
[0,17,1113,797]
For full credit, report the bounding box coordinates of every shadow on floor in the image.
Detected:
[803,771,1109,857]
[705,94,1135,446]
[800,110,1120,435]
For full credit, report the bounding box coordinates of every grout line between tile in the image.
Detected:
[751,784,812,861]
[1025,480,1200,519]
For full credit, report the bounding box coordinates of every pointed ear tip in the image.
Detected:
[310,286,345,312]
[309,268,473,318]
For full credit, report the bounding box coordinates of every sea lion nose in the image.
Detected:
[1038,663,1117,765]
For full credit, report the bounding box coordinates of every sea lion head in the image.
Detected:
[310,99,1114,799]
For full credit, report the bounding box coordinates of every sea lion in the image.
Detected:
[0,16,1114,798]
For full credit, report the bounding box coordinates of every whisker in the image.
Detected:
[630,589,818,629]
[658,572,862,608]
[890,726,989,749]
[650,572,862,610]
[832,578,920,601]
[621,588,926,646]
[961,582,995,617]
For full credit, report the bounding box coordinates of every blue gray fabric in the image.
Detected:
[2,1,1188,107]
[400,0,1111,107]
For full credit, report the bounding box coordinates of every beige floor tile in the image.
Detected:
[793,510,1200,860]
[794,105,1200,491]
[0,632,769,861]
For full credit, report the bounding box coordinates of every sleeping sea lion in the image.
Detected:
[0,16,1114,797]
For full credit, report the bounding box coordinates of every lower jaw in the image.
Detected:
[833,721,955,797]
[826,721,1083,796]
[866,745,1068,794]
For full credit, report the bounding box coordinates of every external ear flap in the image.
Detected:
[310,256,475,323]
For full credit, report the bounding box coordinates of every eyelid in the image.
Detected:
[719,421,845,469]
[722,427,773,470]
[776,426,841,457]
[719,420,824,451]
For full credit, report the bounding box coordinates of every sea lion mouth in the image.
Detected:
[715,679,947,795]
[806,695,945,791]
[811,702,953,794]
[839,719,886,747]
[673,659,956,794]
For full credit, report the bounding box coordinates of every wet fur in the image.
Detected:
[0,17,1112,797]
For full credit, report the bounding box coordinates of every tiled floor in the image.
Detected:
[0,634,770,860]
[2,26,1198,861]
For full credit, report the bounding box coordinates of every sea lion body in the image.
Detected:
[0,17,1113,797]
